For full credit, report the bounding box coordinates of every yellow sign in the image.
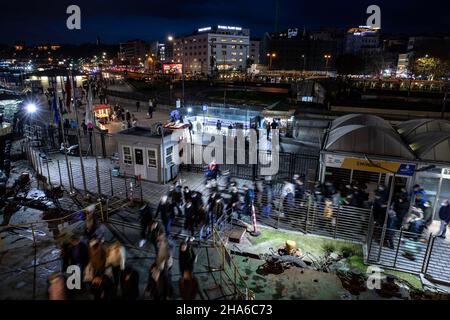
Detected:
[341,158,401,174]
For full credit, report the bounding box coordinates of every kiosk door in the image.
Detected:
[134,148,147,180]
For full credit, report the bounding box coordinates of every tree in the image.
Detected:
[413,56,449,80]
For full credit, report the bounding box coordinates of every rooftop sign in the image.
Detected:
[218,25,242,31]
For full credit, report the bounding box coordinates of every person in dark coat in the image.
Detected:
[184,201,196,237]
[178,241,196,275]
[120,266,140,300]
[91,274,114,300]
[67,235,89,273]
[145,263,165,300]
[155,196,175,236]
[171,182,184,216]
[437,200,450,239]
[394,197,410,229]
[294,176,305,200]
[139,203,154,247]
[183,186,192,203]
[243,185,254,217]
[148,221,164,254]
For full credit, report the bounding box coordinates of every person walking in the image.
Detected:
[156,196,175,236]
[139,203,154,247]
[266,121,271,140]
[178,241,196,275]
[148,99,154,119]
[178,270,199,300]
[216,120,222,134]
[437,200,450,239]
[48,273,66,300]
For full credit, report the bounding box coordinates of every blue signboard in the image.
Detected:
[397,164,416,177]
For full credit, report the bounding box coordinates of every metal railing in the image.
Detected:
[367,224,450,285]
[253,194,372,243]
[211,227,253,300]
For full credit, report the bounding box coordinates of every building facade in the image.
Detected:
[345,26,381,57]
[173,25,250,76]
[249,38,261,65]
[262,28,343,72]
[119,40,150,65]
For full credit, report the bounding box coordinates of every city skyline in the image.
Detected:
[1,0,449,45]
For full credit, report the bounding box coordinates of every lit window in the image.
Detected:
[123,146,133,165]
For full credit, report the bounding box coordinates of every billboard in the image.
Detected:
[163,63,183,75]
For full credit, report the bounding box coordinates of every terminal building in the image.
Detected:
[320,114,450,218]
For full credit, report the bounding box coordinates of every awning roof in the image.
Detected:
[396,119,450,142]
[325,115,450,164]
[331,114,392,131]
[326,124,416,160]
[408,132,450,163]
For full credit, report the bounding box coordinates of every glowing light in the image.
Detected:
[26,103,37,114]
[187,107,193,113]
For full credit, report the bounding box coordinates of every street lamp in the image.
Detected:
[324,54,331,77]
[267,53,276,70]
[26,103,37,114]
[168,35,185,107]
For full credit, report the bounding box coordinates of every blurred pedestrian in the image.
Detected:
[179,241,196,275]
[179,270,199,300]
[120,266,140,300]
[437,200,450,239]
[48,273,66,300]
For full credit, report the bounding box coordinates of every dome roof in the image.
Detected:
[396,119,450,142]
[408,132,450,163]
[326,124,415,159]
[331,114,393,131]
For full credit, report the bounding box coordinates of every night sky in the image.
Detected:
[1,0,449,44]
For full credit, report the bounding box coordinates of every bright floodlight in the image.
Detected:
[187,107,193,113]
[168,36,174,41]
[26,103,37,114]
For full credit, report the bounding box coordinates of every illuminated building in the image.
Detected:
[172,25,250,76]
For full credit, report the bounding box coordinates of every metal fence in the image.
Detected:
[253,194,372,243]
[367,224,450,285]
[181,145,319,183]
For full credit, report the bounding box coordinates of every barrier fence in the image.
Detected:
[26,145,450,285]
[181,146,319,183]
[211,228,254,300]
[254,195,372,243]
[367,225,450,285]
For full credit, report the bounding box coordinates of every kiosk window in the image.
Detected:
[148,149,157,168]
[123,146,133,164]
[166,146,174,166]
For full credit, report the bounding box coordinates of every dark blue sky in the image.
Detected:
[1,0,449,44]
